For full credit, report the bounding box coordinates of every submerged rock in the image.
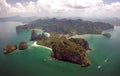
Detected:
[3,44,17,54]
[19,41,28,50]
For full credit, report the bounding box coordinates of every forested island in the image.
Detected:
[16,18,114,34]
[102,33,111,38]
[30,30,91,67]
[15,18,114,67]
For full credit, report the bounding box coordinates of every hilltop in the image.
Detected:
[16,18,114,34]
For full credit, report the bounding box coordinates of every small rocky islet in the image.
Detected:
[19,41,28,50]
[3,44,17,54]
[102,33,111,38]
[3,41,28,54]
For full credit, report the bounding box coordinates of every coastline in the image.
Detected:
[114,25,120,29]
[32,41,52,51]
[70,34,102,39]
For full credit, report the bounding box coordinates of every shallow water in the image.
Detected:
[0,22,120,76]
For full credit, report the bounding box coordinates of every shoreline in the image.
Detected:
[70,34,102,39]
[32,41,52,51]
[114,25,120,29]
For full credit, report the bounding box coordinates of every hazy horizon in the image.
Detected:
[0,0,120,18]
[1,1,120,76]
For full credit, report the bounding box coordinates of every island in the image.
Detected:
[3,44,17,54]
[16,18,114,34]
[3,41,28,54]
[51,37,91,67]
[15,18,114,67]
[102,33,111,38]
[30,29,91,67]
[19,41,28,50]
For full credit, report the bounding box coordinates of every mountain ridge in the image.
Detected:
[16,18,114,34]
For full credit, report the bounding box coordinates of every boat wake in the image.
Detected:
[97,56,111,69]
[104,57,110,63]
[97,65,102,69]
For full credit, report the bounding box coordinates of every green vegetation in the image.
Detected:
[102,33,111,38]
[3,41,28,54]
[51,37,90,67]
[35,31,91,67]
[19,41,28,50]
[3,44,17,54]
[16,18,114,34]
[15,18,114,67]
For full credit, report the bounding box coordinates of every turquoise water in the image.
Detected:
[0,22,120,76]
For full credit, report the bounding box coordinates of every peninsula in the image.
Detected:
[30,29,91,67]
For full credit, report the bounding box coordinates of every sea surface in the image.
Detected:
[0,21,120,76]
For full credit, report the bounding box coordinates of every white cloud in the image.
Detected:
[0,0,120,18]
[103,2,120,17]
[0,0,11,15]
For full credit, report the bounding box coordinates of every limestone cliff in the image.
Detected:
[30,30,37,41]
[3,44,17,54]
[69,38,92,51]
[19,41,28,50]
[31,29,91,67]
[51,37,90,67]
[30,29,49,41]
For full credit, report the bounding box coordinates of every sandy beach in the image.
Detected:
[32,41,52,50]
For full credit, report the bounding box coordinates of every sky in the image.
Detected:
[0,0,120,18]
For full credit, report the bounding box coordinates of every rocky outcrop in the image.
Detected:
[30,30,50,41]
[69,38,92,51]
[36,34,46,40]
[51,37,90,67]
[30,30,37,41]
[102,33,111,38]
[3,44,17,54]
[19,41,28,50]
[3,41,28,54]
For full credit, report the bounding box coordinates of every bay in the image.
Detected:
[0,21,120,76]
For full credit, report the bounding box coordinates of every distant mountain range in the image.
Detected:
[0,16,120,26]
[16,18,114,34]
[84,17,120,26]
[0,16,39,23]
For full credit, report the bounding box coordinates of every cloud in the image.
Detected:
[65,4,89,9]
[0,0,11,15]
[103,2,120,17]
[0,0,120,18]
